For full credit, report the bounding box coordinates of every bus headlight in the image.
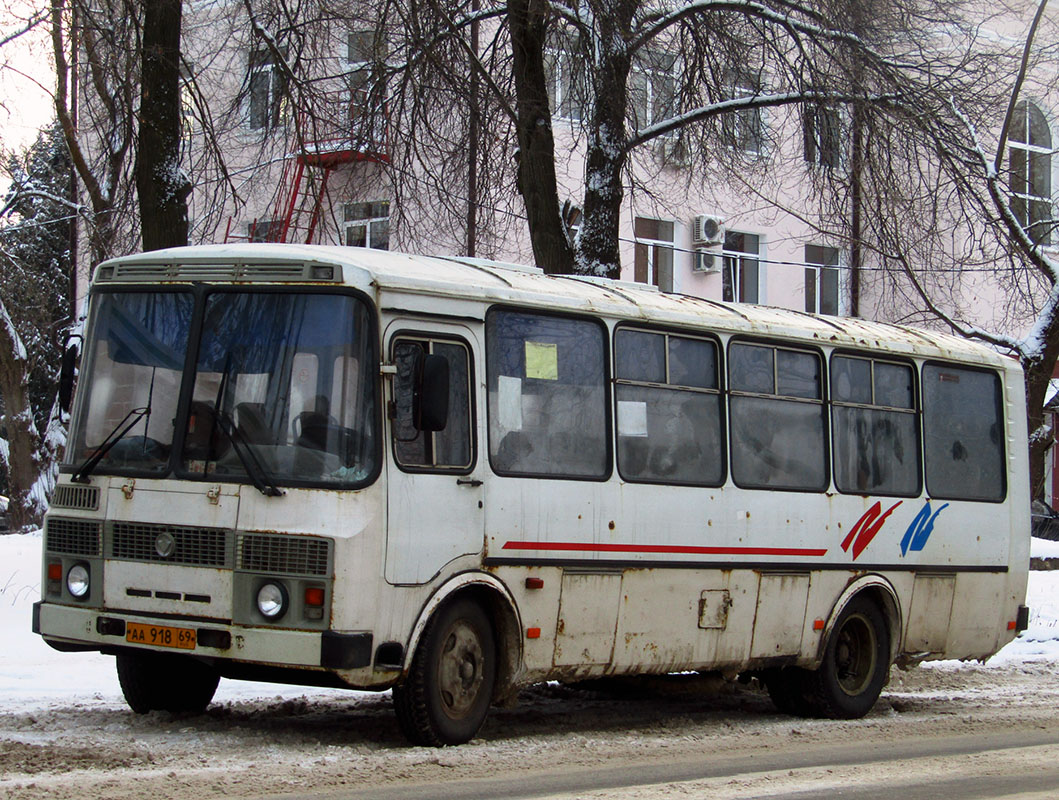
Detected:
[66,563,90,599]
[256,582,288,620]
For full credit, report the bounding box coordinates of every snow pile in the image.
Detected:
[2,531,1057,714]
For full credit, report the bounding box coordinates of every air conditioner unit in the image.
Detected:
[692,214,725,246]
[693,248,722,273]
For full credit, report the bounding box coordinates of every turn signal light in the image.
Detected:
[47,562,63,581]
[305,587,325,607]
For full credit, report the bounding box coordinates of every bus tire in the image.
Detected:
[393,598,497,746]
[116,652,219,714]
[803,596,890,719]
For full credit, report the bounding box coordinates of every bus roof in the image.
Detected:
[100,244,1014,370]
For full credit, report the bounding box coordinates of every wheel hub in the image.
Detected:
[437,620,486,717]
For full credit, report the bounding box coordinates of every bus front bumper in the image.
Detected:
[32,601,373,672]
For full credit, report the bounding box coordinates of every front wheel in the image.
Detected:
[116,651,219,714]
[393,598,497,746]
[803,596,891,719]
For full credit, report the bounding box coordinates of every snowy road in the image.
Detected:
[3,531,1059,800]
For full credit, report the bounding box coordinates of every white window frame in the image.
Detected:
[344,201,391,250]
[804,244,844,316]
[248,47,287,131]
[803,104,842,169]
[1009,100,1054,246]
[633,217,675,292]
[724,68,767,155]
[721,231,763,304]
[629,50,678,130]
[545,33,586,122]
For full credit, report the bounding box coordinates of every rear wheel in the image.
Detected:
[393,598,497,746]
[116,652,219,714]
[803,596,890,719]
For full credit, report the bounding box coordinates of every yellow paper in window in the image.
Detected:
[525,341,558,380]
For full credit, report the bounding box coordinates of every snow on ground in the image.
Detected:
[2,531,1057,714]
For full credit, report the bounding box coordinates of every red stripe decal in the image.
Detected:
[501,541,828,557]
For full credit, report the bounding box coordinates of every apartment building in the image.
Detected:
[170,2,1056,328]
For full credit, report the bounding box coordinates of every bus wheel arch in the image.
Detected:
[818,576,902,666]
[395,575,522,745]
[801,579,900,719]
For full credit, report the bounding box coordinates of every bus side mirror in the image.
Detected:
[415,353,449,432]
[58,336,82,414]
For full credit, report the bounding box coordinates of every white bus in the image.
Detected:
[35,244,1030,745]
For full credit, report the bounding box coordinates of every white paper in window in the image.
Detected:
[617,400,649,437]
[498,375,524,432]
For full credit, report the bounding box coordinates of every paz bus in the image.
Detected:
[34,244,1030,745]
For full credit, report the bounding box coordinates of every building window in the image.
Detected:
[347,30,387,123]
[804,244,840,315]
[545,33,587,121]
[634,217,674,292]
[629,50,677,130]
[722,231,760,304]
[724,69,766,154]
[803,104,841,168]
[344,202,390,249]
[248,218,282,243]
[1009,100,1053,246]
[248,47,288,131]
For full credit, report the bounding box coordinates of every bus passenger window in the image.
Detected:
[392,338,473,470]
[831,355,919,496]
[615,328,724,486]
[923,364,1005,501]
[486,310,608,478]
[729,341,827,491]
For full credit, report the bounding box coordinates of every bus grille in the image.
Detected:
[51,485,100,510]
[110,522,231,567]
[45,518,103,556]
[238,533,331,576]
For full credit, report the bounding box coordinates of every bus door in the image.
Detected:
[384,323,484,584]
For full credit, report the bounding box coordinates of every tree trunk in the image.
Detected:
[137,0,190,251]
[0,304,44,532]
[1024,332,1059,502]
[508,0,572,274]
[575,1,635,280]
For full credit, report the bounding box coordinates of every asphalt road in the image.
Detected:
[271,729,1059,800]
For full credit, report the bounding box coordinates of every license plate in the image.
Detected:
[125,622,196,650]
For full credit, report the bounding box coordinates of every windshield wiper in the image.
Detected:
[72,406,150,484]
[201,404,284,498]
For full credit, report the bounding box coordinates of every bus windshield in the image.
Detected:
[67,289,378,487]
